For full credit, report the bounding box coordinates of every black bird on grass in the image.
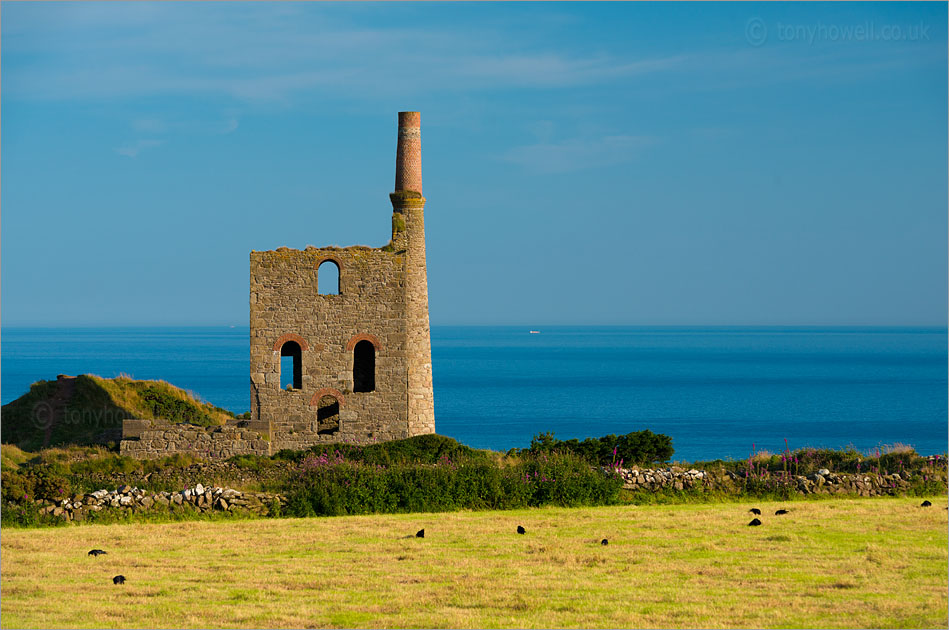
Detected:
[748,518,762,527]
[415,529,425,538]
[600,539,609,546]
[920,500,932,507]
[88,549,107,557]
[775,509,789,515]
[112,575,126,585]
[516,525,526,535]
[749,508,761,515]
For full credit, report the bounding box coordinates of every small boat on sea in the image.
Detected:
[529,330,540,334]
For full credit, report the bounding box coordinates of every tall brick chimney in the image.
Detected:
[394,111,422,194]
[389,111,435,436]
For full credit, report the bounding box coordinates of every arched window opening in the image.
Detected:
[353,340,375,393]
[317,396,340,435]
[280,341,302,390]
[318,260,340,295]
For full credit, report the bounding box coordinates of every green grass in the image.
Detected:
[1,497,945,628]
[0,444,32,470]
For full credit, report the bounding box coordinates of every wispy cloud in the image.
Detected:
[114,139,164,158]
[4,3,941,108]
[2,4,688,103]
[503,134,656,174]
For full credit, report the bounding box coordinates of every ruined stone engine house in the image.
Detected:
[119,112,435,459]
[248,111,436,451]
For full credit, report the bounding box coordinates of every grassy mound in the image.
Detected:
[1,375,235,451]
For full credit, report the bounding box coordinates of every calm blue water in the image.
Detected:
[2,326,946,461]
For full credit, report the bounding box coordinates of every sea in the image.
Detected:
[1,326,946,462]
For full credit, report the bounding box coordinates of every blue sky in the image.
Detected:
[2,2,946,326]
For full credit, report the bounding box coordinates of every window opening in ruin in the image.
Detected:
[353,340,376,392]
[317,395,340,435]
[318,260,340,295]
[280,340,302,390]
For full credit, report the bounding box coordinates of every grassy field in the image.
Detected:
[1,497,946,629]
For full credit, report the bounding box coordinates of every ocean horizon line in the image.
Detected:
[2,324,947,332]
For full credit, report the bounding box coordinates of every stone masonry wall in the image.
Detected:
[397,196,436,438]
[119,419,270,460]
[250,245,411,451]
[393,112,436,437]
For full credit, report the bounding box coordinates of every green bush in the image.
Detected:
[0,500,63,528]
[1,467,72,503]
[305,434,488,466]
[284,450,622,517]
[512,430,674,466]
[700,445,939,478]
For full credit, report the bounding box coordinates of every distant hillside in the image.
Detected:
[1,375,237,451]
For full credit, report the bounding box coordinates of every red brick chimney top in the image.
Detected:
[395,111,422,194]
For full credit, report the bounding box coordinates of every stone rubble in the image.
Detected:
[31,485,286,522]
[604,465,922,497]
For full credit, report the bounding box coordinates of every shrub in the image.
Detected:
[512,430,674,466]
[305,434,488,466]
[1,467,72,503]
[284,450,621,517]
[703,444,937,478]
[0,500,62,528]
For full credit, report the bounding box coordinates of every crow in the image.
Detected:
[749,508,761,515]
[920,500,932,507]
[775,509,789,515]
[415,529,424,538]
[88,549,107,557]
[516,525,526,535]
[600,539,609,546]
[112,575,126,585]
[748,518,762,526]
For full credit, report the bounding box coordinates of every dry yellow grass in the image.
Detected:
[1,497,946,628]
[97,375,232,425]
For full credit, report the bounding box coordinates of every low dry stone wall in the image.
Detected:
[119,419,271,460]
[32,484,286,522]
[611,466,942,497]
